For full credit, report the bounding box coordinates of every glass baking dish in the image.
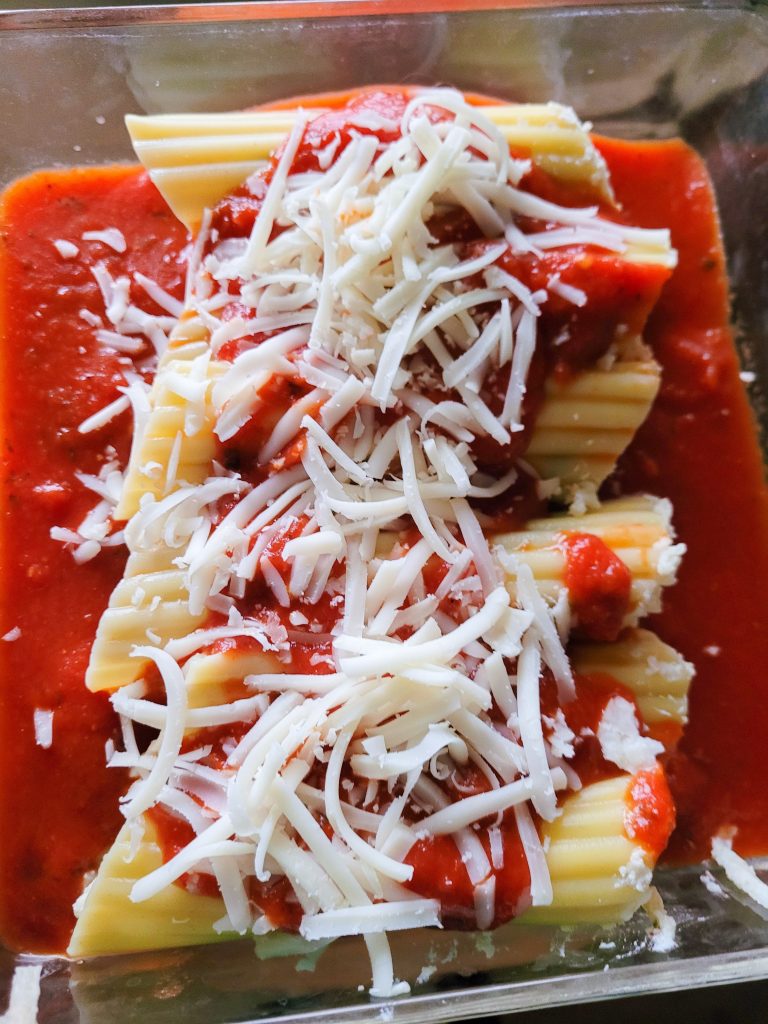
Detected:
[1,1,767,1020]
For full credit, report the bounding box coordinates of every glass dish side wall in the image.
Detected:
[1,4,767,1023]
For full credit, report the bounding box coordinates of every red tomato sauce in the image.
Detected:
[405,828,532,929]
[0,168,187,952]
[0,99,767,953]
[146,804,304,930]
[493,247,670,377]
[559,532,632,643]
[598,135,768,862]
[538,669,665,795]
[625,766,676,859]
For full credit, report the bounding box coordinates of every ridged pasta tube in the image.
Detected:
[493,495,684,625]
[161,311,211,360]
[69,772,661,955]
[526,359,660,496]
[85,567,206,692]
[67,819,229,957]
[92,315,227,688]
[116,347,225,521]
[522,773,659,925]
[183,649,284,708]
[571,628,693,745]
[125,101,616,229]
[87,602,283,699]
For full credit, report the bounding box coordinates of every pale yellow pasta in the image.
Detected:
[526,359,661,496]
[70,774,653,953]
[571,627,693,735]
[492,494,682,624]
[126,108,298,232]
[479,103,612,191]
[85,567,206,692]
[87,581,283,697]
[125,101,617,229]
[67,819,229,957]
[162,312,211,355]
[124,547,180,578]
[90,326,235,691]
[522,774,652,925]
[116,348,225,521]
[183,648,283,708]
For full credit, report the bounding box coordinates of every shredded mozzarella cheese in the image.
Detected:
[84,87,680,996]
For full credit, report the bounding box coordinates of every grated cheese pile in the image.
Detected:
[79,90,678,995]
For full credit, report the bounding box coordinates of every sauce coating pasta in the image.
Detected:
[0,89,765,979]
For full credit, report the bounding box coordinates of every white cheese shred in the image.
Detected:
[2,964,43,1024]
[711,831,768,911]
[33,709,54,750]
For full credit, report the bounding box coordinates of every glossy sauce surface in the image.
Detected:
[560,533,632,643]
[0,108,766,951]
[0,168,187,951]
[601,136,768,861]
